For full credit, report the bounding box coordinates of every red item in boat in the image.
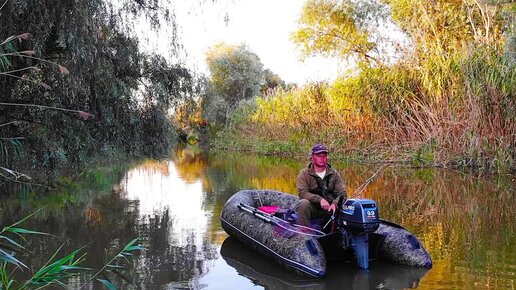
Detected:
[258,205,279,214]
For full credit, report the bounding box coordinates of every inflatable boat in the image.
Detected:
[220,190,432,277]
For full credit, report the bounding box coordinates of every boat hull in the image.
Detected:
[220,189,327,277]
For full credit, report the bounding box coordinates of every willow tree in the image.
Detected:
[205,42,265,107]
[291,0,392,66]
[261,69,287,95]
[291,0,515,105]
[0,0,193,184]
[292,0,513,93]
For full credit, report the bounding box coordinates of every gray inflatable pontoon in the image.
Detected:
[220,190,432,277]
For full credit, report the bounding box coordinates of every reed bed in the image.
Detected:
[217,47,515,172]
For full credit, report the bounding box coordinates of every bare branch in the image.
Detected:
[0,66,40,74]
[1,52,69,74]
[0,168,52,189]
[0,72,51,88]
[0,0,8,11]
[0,121,24,128]
[0,102,94,120]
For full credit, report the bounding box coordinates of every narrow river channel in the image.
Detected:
[1,146,514,289]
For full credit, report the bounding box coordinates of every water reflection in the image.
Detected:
[0,145,514,289]
[116,157,219,288]
[218,237,429,290]
[122,160,208,248]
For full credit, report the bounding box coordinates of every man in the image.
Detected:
[296,143,347,227]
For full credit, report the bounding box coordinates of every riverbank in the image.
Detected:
[0,148,154,195]
[211,128,515,174]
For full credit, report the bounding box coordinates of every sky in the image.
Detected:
[138,0,347,85]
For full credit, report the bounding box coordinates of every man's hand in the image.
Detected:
[328,203,336,215]
[321,199,337,214]
[320,199,330,211]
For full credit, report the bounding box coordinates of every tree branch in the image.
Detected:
[0,72,49,88]
[0,167,53,188]
[0,0,8,11]
[0,102,94,120]
[0,121,24,128]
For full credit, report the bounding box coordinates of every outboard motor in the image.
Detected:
[337,198,380,270]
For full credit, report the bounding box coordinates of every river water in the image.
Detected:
[1,146,514,289]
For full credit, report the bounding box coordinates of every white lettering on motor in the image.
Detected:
[344,205,355,211]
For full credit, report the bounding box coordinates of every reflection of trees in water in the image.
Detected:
[136,210,218,287]
[201,160,243,243]
[204,152,302,202]
[354,167,515,289]
[137,159,171,176]
[115,156,220,286]
[337,165,515,237]
[0,182,219,288]
[364,167,515,235]
[174,146,209,183]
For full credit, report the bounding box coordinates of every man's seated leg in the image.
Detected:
[296,199,331,227]
[295,199,314,226]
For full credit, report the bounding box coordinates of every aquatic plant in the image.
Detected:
[0,210,141,289]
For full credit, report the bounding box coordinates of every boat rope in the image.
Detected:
[257,193,264,207]
[238,203,326,237]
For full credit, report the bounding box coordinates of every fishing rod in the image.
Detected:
[237,203,326,237]
[350,163,390,199]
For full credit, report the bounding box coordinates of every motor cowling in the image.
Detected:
[336,198,380,270]
[338,198,380,234]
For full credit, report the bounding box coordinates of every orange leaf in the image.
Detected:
[58,65,69,75]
